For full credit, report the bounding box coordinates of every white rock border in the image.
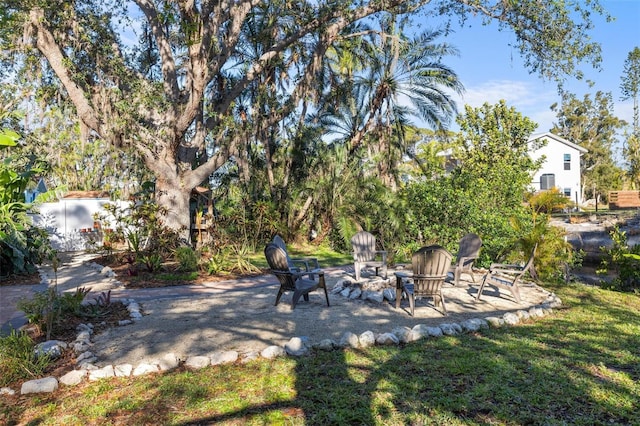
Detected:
[6,262,563,395]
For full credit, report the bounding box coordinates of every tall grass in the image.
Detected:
[0,330,50,387]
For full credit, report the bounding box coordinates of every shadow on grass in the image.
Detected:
[163,285,639,424]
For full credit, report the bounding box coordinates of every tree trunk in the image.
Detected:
[155,176,192,244]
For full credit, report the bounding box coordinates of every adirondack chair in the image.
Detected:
[264,243,330,309]
[394,245,452,316]
[351,231,387,281]
[475,244,538,304]
[272,235,320,279]
[449,233,482,286]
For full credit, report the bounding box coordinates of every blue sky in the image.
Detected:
[438,0,640,138]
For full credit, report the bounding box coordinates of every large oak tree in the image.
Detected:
[1,0,608,242]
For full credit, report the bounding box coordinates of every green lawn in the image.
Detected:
[249,243,355,269]
[1,282,639,425]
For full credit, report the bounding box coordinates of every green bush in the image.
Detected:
[398,177,528,265]
[139,253,162,272]
[18,286,90,340]
[0,144,54,275]
[97,197,180,263]
[205,249,228,275]
[175,246,198,272]
[0,329,51,387]
[598,227,640,292]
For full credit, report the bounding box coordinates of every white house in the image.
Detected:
[528,132,588,205]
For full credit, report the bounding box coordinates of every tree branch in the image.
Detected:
[28,8,102,134]
[135,0,181,101]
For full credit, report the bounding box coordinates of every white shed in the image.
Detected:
[30,191,128,251]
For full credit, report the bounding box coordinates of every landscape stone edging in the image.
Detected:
[3,263,563,396]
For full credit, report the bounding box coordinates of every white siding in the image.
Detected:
[30,199,130,251]
[528,133,587,205]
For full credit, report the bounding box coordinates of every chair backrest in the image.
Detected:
[264,243,296,291]
[272,235,287,253]
[351,231,377,262]
[272,235,295,269]
[411,245,453,296]
[457,233,482,262]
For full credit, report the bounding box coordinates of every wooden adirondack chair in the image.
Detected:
[449,233,482,286]
[272,235,319,279]
[264,243,330,309]
[475,244,538,304]
[394,245,452,316]
[351,231,387,281]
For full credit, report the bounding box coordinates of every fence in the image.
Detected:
[608,191,640,209]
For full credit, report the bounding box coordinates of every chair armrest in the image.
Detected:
[295,269,324,279]
[394,271,411,288]
[457,255,478,265]
[290,257,320,271]
[489,264,524,274]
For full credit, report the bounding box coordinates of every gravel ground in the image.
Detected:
[5,252,555,367]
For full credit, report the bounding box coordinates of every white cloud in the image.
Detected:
[457,79,557,109]
[449,79,559,130]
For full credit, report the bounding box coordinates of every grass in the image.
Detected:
[1,281,638,425]
[247,242,354,269]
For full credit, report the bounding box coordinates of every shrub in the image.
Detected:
[205,249,228,275]
[175,246,198,272]
[0,329,51,386]
[18,286,90,340]
[507,208,577,283]
[598,226,640,292]
[0,143,54,275]
[97,198,180,262]
[227,244,261,274]
[140,253,163,272]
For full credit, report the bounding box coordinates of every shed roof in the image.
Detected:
[63,191,110,199]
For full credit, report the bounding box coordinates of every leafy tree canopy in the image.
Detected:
[0,0,611,241]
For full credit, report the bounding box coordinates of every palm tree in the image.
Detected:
[316,18,464,188]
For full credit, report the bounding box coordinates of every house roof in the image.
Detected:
[528,132,588,154]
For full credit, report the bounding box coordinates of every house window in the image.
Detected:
[564,154,571,170]
[540,174,555,190]
[564,188,571,197]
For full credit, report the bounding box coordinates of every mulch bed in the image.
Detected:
[92,253,267,288]
[0,272,41,287]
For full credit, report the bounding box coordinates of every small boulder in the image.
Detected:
[209,350,239,366]
[261,346,286,359]
[59,370,87,386]
[358,331,376,348]
[21,377,58,394]
[115,364,133,377]
[132,363,160,376]
[185,356,210,370]
[89,365,115,381]
[339,332,359,348]
[375,333,399,346]
[284,337,309,356]
[34,340,67,359]
[503,312,520,325]
[439,323,462,336]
